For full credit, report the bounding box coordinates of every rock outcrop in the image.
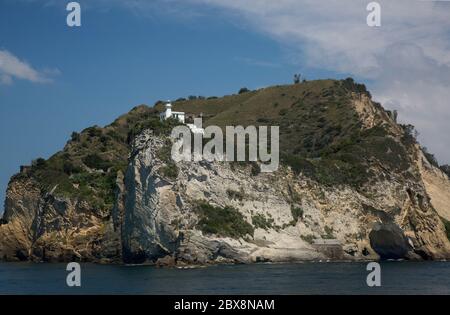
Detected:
[117,129,450,264]
[0,176,121,262]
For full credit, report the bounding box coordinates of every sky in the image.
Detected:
[1,0,450,212]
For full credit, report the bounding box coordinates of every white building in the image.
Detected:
[160,100,204,135]
[160,101,185,123]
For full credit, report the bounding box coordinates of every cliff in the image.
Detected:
[1,79,449,264]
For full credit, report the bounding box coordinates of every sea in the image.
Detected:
[0,261,449,295]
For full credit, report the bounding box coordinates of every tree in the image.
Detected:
[63,160,81,175]
[440,164,450,178]
[401,124,419,146]
[293,74,301,84]
[83,154,112,171]
[71,132,81,142]
[421,146,439,167]
[238,87,250,94]
[32,158,46,168]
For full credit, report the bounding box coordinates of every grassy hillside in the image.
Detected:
[162,79,412,187]
[14,78,417,216]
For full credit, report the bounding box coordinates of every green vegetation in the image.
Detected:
[156,140,179,180]
[238,87,250,94]
[341,77,371,98]
[83,154,113,171]
[194,201,254,238]
[440,165,450,178]
[422,146,439,168]
[301,234,315,244]
[252,213,274,230]
[442,217,450,241]
[21,105,178,214]
[71,132,81,142]
[291,206,304,222]
[127,117,182,142]
[250,162,261,176]
[159,164,179,180]
[226,189,245,201]
[322,225,335,239]
[26,149,125,213]
[161,78,413,189]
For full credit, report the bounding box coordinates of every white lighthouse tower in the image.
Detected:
[164,100,172,119]
[160,100,186,123]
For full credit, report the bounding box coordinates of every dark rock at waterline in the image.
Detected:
[369,222,412,260]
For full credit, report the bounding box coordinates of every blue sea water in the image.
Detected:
[0,261,449,295]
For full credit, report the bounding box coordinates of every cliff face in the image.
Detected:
[0,176,121,262]
[118,131,450,265]
[1,79,449,264]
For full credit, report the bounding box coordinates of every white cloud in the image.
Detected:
[0,49,57,84]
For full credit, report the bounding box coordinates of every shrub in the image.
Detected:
[323,225,335,239]
[71,132,81,142]
[440,165,450,178]
[63,160,81,175]
[106,130,124,143]
[442,217,450,241]
[85,126,102,138]
[194,202,254,238]
[83,154,112,171]
[32,158,47,169]
[128,117,182,143]
[301,234,315,244]
[291,206,304,222]
[157,142,179,180]
[250,162,261,176]
[252,213,274,230]
[422,147,439,168]
[279,109,288,116]
[100,135,109,144]
[67,171,117,211]
[341,77,371,97]
[256,118,270,123]
[159,164,179,180]
[226,189,245,201]
[238,87,250,94]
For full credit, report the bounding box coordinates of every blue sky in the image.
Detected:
[0,0,338,209]
[1,0,450,211]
